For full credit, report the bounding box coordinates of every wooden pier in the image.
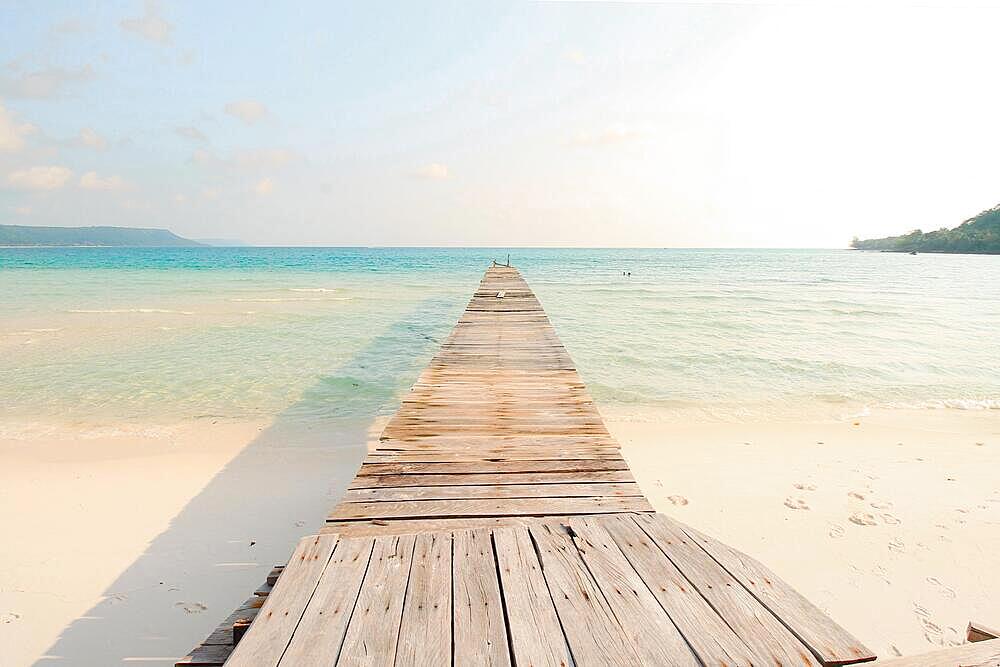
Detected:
[180,265,883,666]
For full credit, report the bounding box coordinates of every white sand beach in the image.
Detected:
[2,409,997,665]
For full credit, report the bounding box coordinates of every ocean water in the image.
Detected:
[2,247,999,432]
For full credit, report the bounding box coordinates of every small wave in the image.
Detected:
[230,297,351,302]
[6,328,62,335]
[288,287,340,293]
[878,398,1000,411]
[68,308,195,315]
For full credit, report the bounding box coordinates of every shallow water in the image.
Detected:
[2,247,998,429]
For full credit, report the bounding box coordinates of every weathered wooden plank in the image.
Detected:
[322,514,609,537]
[527,522,646,664]
[567,517,699,665]
[348,470,635,488]
[343,482,642,502]
[225,534,338,667]
[330,496,653,521]
[453,529,510,666]
[598,514,757,666]
[337,534,416,666]
[278,537,374,666]
[356,459,630,476]
[632,513,820,666]
[679,518,875,665]
[873,638,1000,666]
[493,527,573,667]
[395,533,452,666]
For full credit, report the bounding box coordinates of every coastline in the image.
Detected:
[607,407,1000,658]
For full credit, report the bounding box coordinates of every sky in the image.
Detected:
[1,1,999,247]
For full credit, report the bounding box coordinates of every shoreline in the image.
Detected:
[1,408,997,665]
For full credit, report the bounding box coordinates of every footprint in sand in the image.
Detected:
[927,577,957,599]
[849,512,877,526]
[0,612,20,624]
[872,565,891,585]
[108,593,128,605]
[888,537,905,553]
[784,497,810,510]
[793,483,817,491]
[294,520,306,527]
[828,524,845,538]
[667,495,689,506]
[848,491,867,500]
[870,501,893,510]
[176,601,208,614]
[881,513,901,525]
[913,604,944,645]
[888,644,903,657]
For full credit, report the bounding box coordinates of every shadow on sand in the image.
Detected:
[36,297,459,666]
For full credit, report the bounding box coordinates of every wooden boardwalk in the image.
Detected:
[180,265,878,666]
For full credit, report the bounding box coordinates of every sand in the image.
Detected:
[0,418,367,667]
[606,408,1000,659]
[2,408,997,665]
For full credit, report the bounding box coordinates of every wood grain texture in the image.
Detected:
[493,527,572,667]
[225,534,338,667]
[600,514,758,667]
[566,517,699,666]
[277,537,374,666]
[678,517,876,665]
[337,534,416,667]
[394,533,452,666]
[452,529,510,666]
[633,512,821,666]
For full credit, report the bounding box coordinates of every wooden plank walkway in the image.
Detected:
[179,264,877,666]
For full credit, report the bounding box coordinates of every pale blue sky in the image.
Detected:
[2,1,999,246]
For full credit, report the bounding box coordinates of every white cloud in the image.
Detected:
[254,177,274,195]
[0,65,95,99]
[0,104,37,153]
[120,1,173,44]
[53,18,89,34]
[6,166,74,190]
[78,127,108,150]
[413,163,449,180]
[233,148,298,170]
[224,100,269,125]
[175,125,207,142]
[567,124,644,147]
[80,171,126,191]
[190,147,299,170]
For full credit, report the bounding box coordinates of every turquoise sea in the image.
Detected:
[2,247,999,431]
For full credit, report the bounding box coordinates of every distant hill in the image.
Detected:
[0,224,203,247]
[852,205,1000,254]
